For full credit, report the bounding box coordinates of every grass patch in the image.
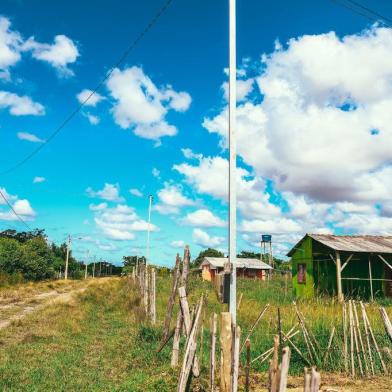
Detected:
[0,275,391,391]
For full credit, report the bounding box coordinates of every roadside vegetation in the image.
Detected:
[0,229,121,286]
[0,273,391,391]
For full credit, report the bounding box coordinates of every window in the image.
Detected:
[297,264,306,284]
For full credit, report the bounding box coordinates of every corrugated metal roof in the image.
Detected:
[287,234,392,256]
[200,257,273,270]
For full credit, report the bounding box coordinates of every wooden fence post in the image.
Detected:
[210,313,217,392]
[278,346,291,392]
[150,268,156,324]
[220,312,232,392]
[171,311,183,368]
[162,254,181,341]
[144,266,149,313]
[181,245,190,288]
[245,339,251,392]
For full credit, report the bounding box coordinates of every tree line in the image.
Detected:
[0,229,121,285]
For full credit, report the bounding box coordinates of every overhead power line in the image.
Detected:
[0,188,31,230]
[0,0,174,176]
[330,0,392,27]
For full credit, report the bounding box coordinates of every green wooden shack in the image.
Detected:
[287,234,392,300]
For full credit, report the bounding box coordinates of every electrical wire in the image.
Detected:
[330,0,392,27]
[0,0,174,176]
[0,188,31,230]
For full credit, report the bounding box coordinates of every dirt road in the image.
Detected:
[0,280,95,330]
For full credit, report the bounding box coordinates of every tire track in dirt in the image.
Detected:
[0,287,87,330]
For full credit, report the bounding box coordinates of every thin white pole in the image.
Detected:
[85,249,89,279]
[146,194,153,268]
[65,235,71,280]
[228,0,237,324]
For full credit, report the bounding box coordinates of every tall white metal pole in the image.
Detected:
[228,0,237,324]
[146,195,153,268]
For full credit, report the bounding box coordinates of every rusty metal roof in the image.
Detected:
[200,257,273,270]
[288,234,392,256]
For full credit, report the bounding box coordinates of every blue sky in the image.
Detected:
[1,0,392,266]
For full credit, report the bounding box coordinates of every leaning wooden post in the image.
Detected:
[336,251,343,302]
[210,313,217,392]
[177,297,203,392]
[178,286,200,377]
[171,311,183,368]
[362,302,375,375]
[232,325,241,392]
[181,245,190,288]
[220,312,232,392]
[162,254,181,341]
[380,307,392,343]
[342,302,348,374]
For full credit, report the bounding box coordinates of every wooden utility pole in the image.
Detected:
[65,235,71,280]
[92,257,96,278]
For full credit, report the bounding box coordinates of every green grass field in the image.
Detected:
[0,275,391,391]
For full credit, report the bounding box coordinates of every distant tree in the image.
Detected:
[123,255,146,268]
[0,229,46,243]
[193,248,224,267]
[237,250,261,259]
[0,237,23,275]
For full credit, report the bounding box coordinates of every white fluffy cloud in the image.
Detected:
[204,26,392,206]
[86,183,124,202]
[154,183,194,215]
[0,16,78,79]
[17,131,44,142]
[0,92,44,116]
[170,240,186,248]
[106,66,191,143]
[33,176,45,184]
[0,17,22,79]
[93,204,158,241]
[192,228,224,248]
[23,34,79,76]
[0,187,36,221]
[174,155,280,219]
[129,188,143,197]
[182,209,225,228]
[83,112,100,125]
[77,89,104,106]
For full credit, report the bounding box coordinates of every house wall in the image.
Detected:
[202,264,267,282]
[301,240,390,299]
[201,265,212,281]
[291,236,315,298]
